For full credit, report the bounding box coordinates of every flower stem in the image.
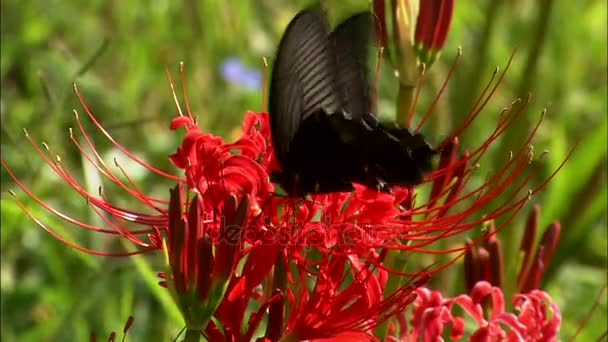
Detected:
[374,249,410,339]
[266,253,286,340]
[396,83,416,127]
[184,328,201,342]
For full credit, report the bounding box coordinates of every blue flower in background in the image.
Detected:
[220,57,262,90]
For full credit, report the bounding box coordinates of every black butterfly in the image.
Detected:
[269,8,434,197]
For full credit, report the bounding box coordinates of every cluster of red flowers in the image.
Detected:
[2,60,567,340]
[405,281,561,341]
[1,1,572,340]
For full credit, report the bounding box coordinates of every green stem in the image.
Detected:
[374,249,409,339]
[184,328,202,342]
[266,253,286,341]
[396,84,416,127]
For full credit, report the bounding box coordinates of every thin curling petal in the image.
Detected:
[512,290,562,339]
[169,113,273,214]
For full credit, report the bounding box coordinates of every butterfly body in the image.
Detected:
[271,109,358,196]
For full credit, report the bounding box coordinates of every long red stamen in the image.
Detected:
[73,84,182,182]
[415,47,461,133]
[6,189,156,256]
[67,124,168,212]
[440,49,518,148]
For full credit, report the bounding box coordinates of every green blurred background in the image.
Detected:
[1,0,606,340]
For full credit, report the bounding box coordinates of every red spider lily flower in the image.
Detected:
[201,251,428,342]
[280,254,429,342]
[464,204,562,293]
[168,113,273,214]
[2,55,571,274]
[1,56,571,341]
[249,59,571,274]
[401,281,561,341]
[0,64,273,257]
[0,66,279,339]
[194,246,427,341]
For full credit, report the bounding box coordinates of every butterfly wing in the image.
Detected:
[269,8,344,168]
[330,11,375,118]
